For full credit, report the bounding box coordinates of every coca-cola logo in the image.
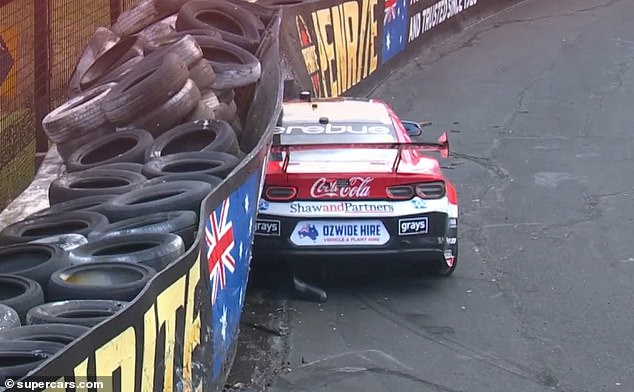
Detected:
[310,177,373,198]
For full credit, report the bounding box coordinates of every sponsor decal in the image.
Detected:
[383,0,408,63]
[447,237,457,244]
[290,201,395,214]
[255,219,281,236]
[408,0,478,44]
[296,0,378,97]
[398,217,429,235]
[311,176,373,198]
[411,198,427,209]
[449,217,457,228]
[274,124,391,135]
[296,15,322,96]
[291,220,390,246]
[259,199,270,212]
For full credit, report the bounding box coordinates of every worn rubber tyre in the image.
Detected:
[230,116,243,139]
[145,119,239,160]
[67,232,185,271]
[49,169,147,204]
[65,129,154,172]
[145,34,203,68]
[48,262,156,302]
[196,36,261,89]
[26,300,128,328]
[189,58,216,89]
[68,27,119,97]
[101,53,189,126]
[101,180,213,221]
[213,99,237,122]
[130,78,201,137]
[212,87,234,104]
[176,0,261,51]
[111,0,164,37]
[0,243,71,290]
[155,0,188,14]
[143,151,240,179]
[90,162,145,173]
[0,304,20,331]
[56,125,116,163]
[30,194,117,219]
[198,88,222,113]
[0,275,44,321]
[88,210,197,247]
[93,55,145,86]
[0,211,108,246]
[79,36,145,90]
[43,83,116,144]
[0,341,65,381]
[143,173,223,189]
[186,100,216,122]
[0,324,89,345]
[31,234,88,252]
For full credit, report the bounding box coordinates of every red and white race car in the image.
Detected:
[254,94,459,275]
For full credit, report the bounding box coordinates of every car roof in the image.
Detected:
[281,98,393,125]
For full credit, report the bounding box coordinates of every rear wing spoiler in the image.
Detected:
[271,132,450,172]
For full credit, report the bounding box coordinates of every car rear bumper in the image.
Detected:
[253,212,458,264]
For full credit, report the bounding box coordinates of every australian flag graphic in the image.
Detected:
[382,0,408,64]
[204,171,259,379]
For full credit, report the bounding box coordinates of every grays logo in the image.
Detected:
[255,219,280,236]
[398,217,428,235]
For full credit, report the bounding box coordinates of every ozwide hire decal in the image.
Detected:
[291,220,390,246]
[204,172,259,379]
[296,0,379,97]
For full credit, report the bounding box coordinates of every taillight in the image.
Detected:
[387,185,414,200]
[265,186,297,201]
[415,182,445,199]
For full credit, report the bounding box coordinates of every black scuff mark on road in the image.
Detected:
[352,293,593,392]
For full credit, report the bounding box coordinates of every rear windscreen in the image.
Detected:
[275,122,398,145]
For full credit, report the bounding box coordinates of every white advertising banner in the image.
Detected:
[290,220,390,247]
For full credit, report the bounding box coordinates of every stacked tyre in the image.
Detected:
[1,0,270,381]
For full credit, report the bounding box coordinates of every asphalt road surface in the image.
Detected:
[247,1,634,391]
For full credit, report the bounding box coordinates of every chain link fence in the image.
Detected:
[0,0,139,210]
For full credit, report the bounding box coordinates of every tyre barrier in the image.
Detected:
[0,0,283,388]
[0,0,512,387]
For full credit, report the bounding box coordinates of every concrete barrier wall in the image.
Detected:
[278,0,518,98]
